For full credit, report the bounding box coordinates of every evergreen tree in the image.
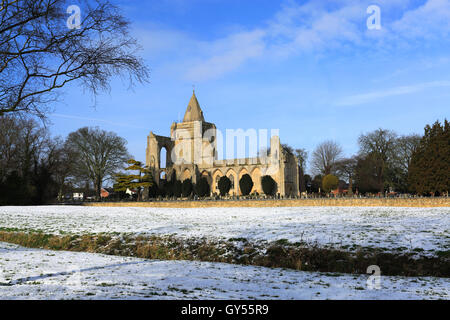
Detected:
[409,120,450,195]
[163,180,174,197]
[239,174,254,196]
[354,154,383,194]
[322,174,339,193]
[173,180,182,198]
[218,176,231,196]
[113,159,154,201]
[195,177,210,197]
[181,179,193,197]
[261,175,276,195]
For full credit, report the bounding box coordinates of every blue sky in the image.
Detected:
[50,0,450,173]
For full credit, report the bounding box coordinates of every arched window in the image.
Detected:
[160,147,167,168]
[229,175,234,189]
[215,175,220,190]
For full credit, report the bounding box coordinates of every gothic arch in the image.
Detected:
[238,168,249,180]
[212,169,223,194]
[159,169,167,181]
[159,147,168,169]
[226,169,238,196]
[201,170,212,190]
[182,168,192,181]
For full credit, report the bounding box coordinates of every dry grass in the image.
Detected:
[1,231,448,278]
[84,198,450,208]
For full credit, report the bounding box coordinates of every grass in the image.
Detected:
[0,231,448,278]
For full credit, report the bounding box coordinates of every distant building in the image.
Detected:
[126,188,137,196]
[146,91,299,197]
[73,193,84,200]
[100,188,110,198]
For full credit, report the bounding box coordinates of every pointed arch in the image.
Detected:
[226,169,238,196]
[212,169,223,194]
[201,170,212,190]
[182,168,192,181]
[159,147,167,168]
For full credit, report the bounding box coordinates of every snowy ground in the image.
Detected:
[0,206,448,255]
[0,242,448,300]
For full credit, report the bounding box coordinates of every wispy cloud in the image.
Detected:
[335,80,450,106]
[135,0,450,81]
[51,113,146,129]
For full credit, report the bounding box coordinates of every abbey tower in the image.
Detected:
[146,91,299,197]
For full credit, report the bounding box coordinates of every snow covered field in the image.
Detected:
[0,206,448,255]
[0,242,448,300]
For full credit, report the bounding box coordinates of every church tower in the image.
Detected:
[170,91,217,180]
[183,91,205,122]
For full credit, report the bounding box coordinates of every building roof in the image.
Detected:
[183,91,205,122]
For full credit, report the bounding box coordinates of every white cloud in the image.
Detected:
[335,80,450,106]
[185,30,266,81]
[391,0,450,40]
[133,0,450,81]
[51,113,146,129]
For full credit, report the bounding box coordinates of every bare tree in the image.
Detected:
[358,129,397,193]
[294,148,308,171]
[66,126,130,199]
[47,136,78,200]
[392,134,421,174]
[310,140,343,176]
[0,116,21,178]
[0,115,59,204]
[0,0,149,118]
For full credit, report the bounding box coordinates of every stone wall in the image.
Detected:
[84,198,450,208]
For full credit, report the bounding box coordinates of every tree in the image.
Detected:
[388,134,421,193]
[181,179,193,197]
[409,120,449,195]
[218,176,231,196]
[113,159,153,201]
[163,180,174,198]
[354,154,384,194]
[0,0,149,118]
[0,115,61,204]
[239,174,254,196]
[304,174,312,193]
[67,127,130,200]
[295,147,308,192]
[51,138,77,201]
[311,140,343,176]
[282,144,293,154]
[173,180,182,198]
[195,177,210,197]
[0,171,30,205]
[148,182,160,199]
[335,157,358,195]
[261,175,276,196]
[322,174,339,193]
[113,174,133,198]
[295,148,308,171]
[311,175,323,193]
[358,129,397,193]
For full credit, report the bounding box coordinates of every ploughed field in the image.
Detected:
[0,206,448,257]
